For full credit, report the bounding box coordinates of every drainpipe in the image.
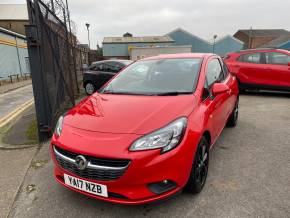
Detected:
[15,36,23,76]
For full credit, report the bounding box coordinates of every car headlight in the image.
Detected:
[54,116,64,137]
[129,117,187,153]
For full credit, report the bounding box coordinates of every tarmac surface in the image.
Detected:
[0,84,33,121]
[3,92,290,218]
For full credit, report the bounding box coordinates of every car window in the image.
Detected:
[221,61,229,80]
[238,53,261,64]
[265,52,290,65]
[101,58,202,95]
[89,63,102,71]
[206,59,223,87]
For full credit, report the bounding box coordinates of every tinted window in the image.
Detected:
[89,63,102,71]
[105,62,123,73]
[206,59,223,86]
[238,53,261,64]
[265,52,290,65]
[101,58,202,95]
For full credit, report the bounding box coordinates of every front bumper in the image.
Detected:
[51,129,199,204]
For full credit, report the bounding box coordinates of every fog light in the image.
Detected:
[148,180,177,195]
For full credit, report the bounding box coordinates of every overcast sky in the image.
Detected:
[1,0,290,48]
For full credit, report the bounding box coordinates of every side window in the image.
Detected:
[96,64,104,71]
[222,61,229,79]
[206,59,223,87]
[89,63,101,71]
[238,53,261,64]
[103,62,122,73]
[265,52,290,65]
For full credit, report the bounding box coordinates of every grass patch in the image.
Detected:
[26,119,38,142]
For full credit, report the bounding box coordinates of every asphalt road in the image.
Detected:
[8,92,290,218]
[0,85,33,120]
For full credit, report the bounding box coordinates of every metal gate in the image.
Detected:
[25,0,81,142]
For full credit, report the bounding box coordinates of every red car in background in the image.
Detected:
[225,49,290,92]
[51,53,239,204]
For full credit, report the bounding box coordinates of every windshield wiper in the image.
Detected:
[152,91,192,96]
[102,91,150,95]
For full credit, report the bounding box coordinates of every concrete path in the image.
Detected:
[0,80,32,95]
[0,148,36,218]
[0,85,34,125]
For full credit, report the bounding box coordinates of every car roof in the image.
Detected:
[141,53,214,61]
[91,60,132,65]
[233,48,290,54]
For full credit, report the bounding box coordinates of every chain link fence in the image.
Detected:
[26,0,84,142]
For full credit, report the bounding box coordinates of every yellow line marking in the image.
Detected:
[0,98,34,128]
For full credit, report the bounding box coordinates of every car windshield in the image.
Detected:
[100,58,202,96]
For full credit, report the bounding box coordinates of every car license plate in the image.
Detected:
[64,174,108,197]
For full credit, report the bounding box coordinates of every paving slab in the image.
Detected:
[0,147,36,218]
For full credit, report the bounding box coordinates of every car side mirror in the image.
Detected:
[212,83,229,96]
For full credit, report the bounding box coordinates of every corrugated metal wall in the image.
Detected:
[103,42,173,57]
[131,46,192,61]
[168,29,212,53]
[214,36,244,57]
[279,41,290,50]
[0,29,29,78]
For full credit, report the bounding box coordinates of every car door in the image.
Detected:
[202,58,231,141]
[236,52,272,85]
[264,52,290,87]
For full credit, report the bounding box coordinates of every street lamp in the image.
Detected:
[213,34,217,54]
[85,23,91,49]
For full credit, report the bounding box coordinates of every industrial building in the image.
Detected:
[102,28,244,59]
[0,4,28,35]
[233,29,290,50]
[0,27,29,80]
[102,35,174,59]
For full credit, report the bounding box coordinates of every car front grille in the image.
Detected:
[53,145,130,181]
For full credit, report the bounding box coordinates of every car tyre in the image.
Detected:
[226,98,239,127]
[85,82,96,95]
[184,136,209,194]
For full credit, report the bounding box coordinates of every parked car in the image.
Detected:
[51,53,239,204]
[83,60,132,95]
[224,49,290,92]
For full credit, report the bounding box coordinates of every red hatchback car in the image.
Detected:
[225,49,290,92]
[51,53,239,204]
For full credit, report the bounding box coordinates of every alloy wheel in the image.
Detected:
[85,83,95,95]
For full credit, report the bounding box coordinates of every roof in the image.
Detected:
[167,27,210,44]
[234,48,290,54]
[0,4,28,20]
[142,53,213,61]
[91,60,132,65]
[235,29,290,37]
[168,28,244,45]
[262,35,290,47]
[103,36,174,44]
[0,26,26,39]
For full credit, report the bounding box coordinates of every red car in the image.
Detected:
[224,49,290,92]
[51,53,239,204]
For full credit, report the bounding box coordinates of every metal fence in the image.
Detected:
[26,0,82,142]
